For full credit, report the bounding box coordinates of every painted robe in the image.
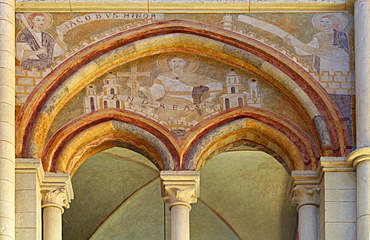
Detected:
[142,72,223,123]
[16,29,64,70]
[295,29,350,74]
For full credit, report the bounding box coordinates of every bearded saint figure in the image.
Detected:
[128,52,223,124]
[16,13,67,70]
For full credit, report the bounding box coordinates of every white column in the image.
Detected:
[41,173,73,240]
[356,160,370,239]
[348,150,370,240]
[291,170,320,240]
[0,0,15,239]
[292,185,320,240]
[351,1,370,238]
[161,171,200,240]
[355,0,370,148]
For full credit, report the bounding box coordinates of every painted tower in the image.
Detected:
[221,14,234,31]
[220,70,246,110]
[84,84,98,113]
[245,78,262,108]
[101,72,123,109]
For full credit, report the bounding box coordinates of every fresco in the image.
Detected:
[239,13,350,76]
[14,12,354,142]
[16,13,67,71]
[83,53,264,134]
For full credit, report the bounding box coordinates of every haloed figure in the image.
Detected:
[127,52,223,123]
[285,13,349,74]
[16,13,67,70]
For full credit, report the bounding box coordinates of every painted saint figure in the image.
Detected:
[16,13,67,70]
[285,13,350,74]
[128,52,223,123]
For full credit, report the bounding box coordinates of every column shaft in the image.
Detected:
[298,205,319,240]
[355,0,370,148]
[356,160,370,239]
[171,205,190,240]
[0,0,15,239]
[355,1,370,239]
[161,171,200,240]
[43,207,62,240]
[41,173,73,240]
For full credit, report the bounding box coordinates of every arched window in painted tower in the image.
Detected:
[225,98,230,110]
[104,101,108,109]
[231,87,236,94]
[110,88,115,94]
[90,97,95,111]
[238,97,243,107]
[116,101,120,109]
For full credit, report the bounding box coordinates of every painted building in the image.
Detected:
[1,0,369,239]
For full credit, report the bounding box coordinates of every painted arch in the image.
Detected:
[16,19,350,173]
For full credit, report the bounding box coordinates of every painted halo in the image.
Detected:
[157,52,199,73]
[23,12,54,30]
[312,13,348,31]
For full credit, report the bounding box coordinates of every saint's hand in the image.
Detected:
[126,79,142,89]
[56,27,65,37]
[34,47,47,55]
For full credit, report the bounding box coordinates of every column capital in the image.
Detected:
[292,186,320,210]
[160,171,200,210]
[346,147,370,169]
[355,0,370,6]
[41,172,74,213]
[290,170,320,209]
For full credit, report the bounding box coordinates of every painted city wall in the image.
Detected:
[15,12,354,143]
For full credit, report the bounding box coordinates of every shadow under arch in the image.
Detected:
[183,107,320,172]
[42,109,179,174]
[16,19,349,162]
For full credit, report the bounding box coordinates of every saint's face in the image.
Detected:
[168,58,186,71]
[320,17,334,30]
[32,15,45,30]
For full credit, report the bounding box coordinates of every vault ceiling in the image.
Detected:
[63,147,297,239]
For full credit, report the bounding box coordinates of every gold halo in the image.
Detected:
[23,13,53,30]
[312,13,348,31]
[157,52,199,73]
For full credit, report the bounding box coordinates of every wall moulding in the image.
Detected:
[15,1,354,13]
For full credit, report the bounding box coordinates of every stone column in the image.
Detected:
[0,0,15,239]
[161,171,200,240]
[291,171,320,240]
[350,1,370,238]
[292,186,320,240]
[347,148,370,239]
[41,173,73,240]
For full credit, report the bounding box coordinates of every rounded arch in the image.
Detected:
[42,109,180,173]
[16,19,349,169]
[183,107,320,172]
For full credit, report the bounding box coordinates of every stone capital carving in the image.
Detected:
[41,172,74,213]
[292,186,320,210]
[160,171,200,210]
[41,188,70,213]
